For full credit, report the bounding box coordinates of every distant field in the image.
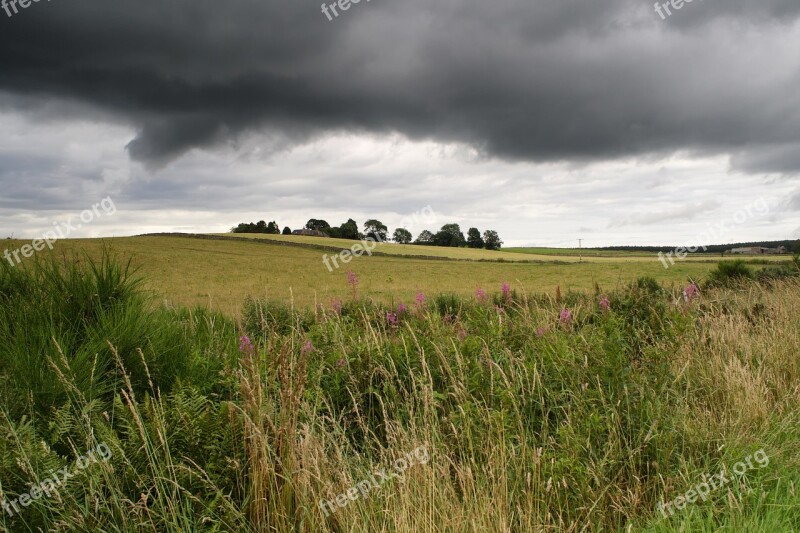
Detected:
[4,234,789,315]
[214,233,792,264]
[506,247,653,257]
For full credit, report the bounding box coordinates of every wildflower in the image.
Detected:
[301,340,316,356]
[684,283,700,302]
[397,303,408,316]
[386,311,399,328]
[535,326,549,338]
[475,287,488,302]
[336,357,347,369]
[559,309,573,326]
[502,282,511,303]
[456,324,468,340]
[331,298,343,315]
[599,296,611,312]
[415,291,426,307]
[239,335,254,355]
[347,271,359,299]
[443,313,454,324]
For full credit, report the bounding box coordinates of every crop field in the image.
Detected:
[3,235,786,315]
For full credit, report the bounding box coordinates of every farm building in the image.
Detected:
[728,246,787,255]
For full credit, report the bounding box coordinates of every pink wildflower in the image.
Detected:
[397,303,408,316]
[386,311,399,328]
[684,283,700,302]
[535,327,549,338]
[502,282,511,303]
[331,298,343,315]
[475,287,488,302]
[301,340,316,356]
[347,271,359,299]
[415,291,426,307]
[239,335,254,355]
[599,296,611,312]
[559,309,573,325]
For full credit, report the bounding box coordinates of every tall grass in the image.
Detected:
[0,255,798,531]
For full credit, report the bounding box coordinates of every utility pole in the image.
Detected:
[578,239,583,263]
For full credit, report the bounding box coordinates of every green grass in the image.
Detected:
[0,252,798,531]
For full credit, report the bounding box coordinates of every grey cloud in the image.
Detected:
[0,0,799,173]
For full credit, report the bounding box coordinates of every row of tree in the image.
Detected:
[231,218,503,250]
[231,220,285,234]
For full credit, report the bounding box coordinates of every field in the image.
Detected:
[0,248,798,531]
[2,234,791,315]
[0,246,800,532]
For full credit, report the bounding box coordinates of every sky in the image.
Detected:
[1,0,799,247]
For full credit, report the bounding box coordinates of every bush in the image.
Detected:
[758,265,798,283]
[706,260,755,288]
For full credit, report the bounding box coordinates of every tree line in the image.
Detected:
[231,218,503,250]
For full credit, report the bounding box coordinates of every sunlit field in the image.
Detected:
[2,235,778,315]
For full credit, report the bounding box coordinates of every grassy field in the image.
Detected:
[217,233,793,263]
[0,252,798,531]
[2,235,780,315]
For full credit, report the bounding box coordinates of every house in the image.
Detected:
[292,229,329,238]
[728,246,787,255]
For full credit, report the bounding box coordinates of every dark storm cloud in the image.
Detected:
[1,0,799,171]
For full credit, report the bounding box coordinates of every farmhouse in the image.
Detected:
[728,246,787,255]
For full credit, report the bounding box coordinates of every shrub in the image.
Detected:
[706,260,755,288]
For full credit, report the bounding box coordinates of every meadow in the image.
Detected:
[1,235,787,315]
[0,238,798,532]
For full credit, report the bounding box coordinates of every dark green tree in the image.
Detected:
[282,226,292,235]
[340,219,360,240]
[363,219,388,242]
[483,230,503,251]
[467,227,484,249]
[414,230,436,246]
[434,223,466,247]
[305,219,331,231]
[393,228,413,244]
[266,221,280,234]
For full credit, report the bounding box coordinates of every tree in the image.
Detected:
[393,228,413,244]
[467,227,484,249]
[266,221,280,234]
[340,219,360,240]
[324,226,343,238]
[434,223,466,247]
[483,230,503,251]
[414,230,435,246]
[305,219,330,232]
[255,220,268,233]
[363,219,388,242]
[282,226,292,235]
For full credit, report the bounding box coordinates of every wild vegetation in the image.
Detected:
[0,250,798,531]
